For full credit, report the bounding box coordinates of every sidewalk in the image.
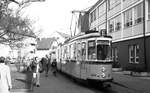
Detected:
[9,64,33,93]
[112,71,150,93]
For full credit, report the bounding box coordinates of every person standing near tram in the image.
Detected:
[51,59,57,76]
[40,54,51,77]
[45,54,51,77]
[0,56,12,93]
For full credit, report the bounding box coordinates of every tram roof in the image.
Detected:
[64,30,112,44]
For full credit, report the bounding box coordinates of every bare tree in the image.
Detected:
[0,0,44,45]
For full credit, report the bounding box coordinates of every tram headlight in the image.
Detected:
[101,73,106,78]
[101,67,106,72]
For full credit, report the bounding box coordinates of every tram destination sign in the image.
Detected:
[97,40,109,45]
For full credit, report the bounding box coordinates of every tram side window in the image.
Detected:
[88,41,96,60]
[74,43,77,60]
[69,45,71,59]
[81,42,86,60]
[70,44,74,59]
[64,46,68,59]
[77,43,82,60]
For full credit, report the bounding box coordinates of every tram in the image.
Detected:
[55,30,113,84]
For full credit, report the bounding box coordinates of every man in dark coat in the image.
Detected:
[41,55,51,77]
[51,59,57,76]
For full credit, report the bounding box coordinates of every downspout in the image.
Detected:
[143,0,147,71]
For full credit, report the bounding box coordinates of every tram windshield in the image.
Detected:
[97,40,111,60]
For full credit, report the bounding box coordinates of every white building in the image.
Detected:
[85,0,150,72]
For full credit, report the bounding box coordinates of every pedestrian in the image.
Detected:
[45,54,51,77]
[31,57,41,87]
[40,55,49,77]
[0,56,12,93]
[51,59,57,76]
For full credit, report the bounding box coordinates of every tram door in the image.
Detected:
[80,42,87,79]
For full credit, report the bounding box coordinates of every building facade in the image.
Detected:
[88,0,150,72]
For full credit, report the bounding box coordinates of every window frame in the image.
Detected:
[88,40,96,60]
[124,9,133,28]
[108,0,121,10]
[108,19,115,33]
[134,3,143,25]
[129,44,139,64]
[115,15,121,31]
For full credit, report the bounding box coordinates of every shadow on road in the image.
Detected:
[11,70,33,90]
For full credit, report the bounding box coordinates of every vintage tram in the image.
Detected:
[55,31,113,85]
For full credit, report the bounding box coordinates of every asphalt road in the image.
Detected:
[9,64,149,93]
[33,72,143,93]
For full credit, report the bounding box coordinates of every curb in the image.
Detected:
[112,68,123,72]
[122,71,150,77]
[131,72,150,77]
[11,89,33,93]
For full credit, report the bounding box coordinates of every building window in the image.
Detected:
[93,10,96,21]
[108,0,121,10]
[148,0,150,19]
[112,47,118,62]
[108,15,121,33]
[134,3,143,24]
[112,47,121,68]
[90,10,96,23]
[98,2,106,17]
[108,19,114,33]
[90,13,93,23]
[115,15,121,31]
[129,44,139,64]
[124,9,133,28]
[96,8,99,20]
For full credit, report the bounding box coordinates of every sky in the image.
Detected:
[9,0,98,38]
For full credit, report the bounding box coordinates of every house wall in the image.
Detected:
[146,36,150,71]
[112,37,147,71]
[36,50,50,58]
